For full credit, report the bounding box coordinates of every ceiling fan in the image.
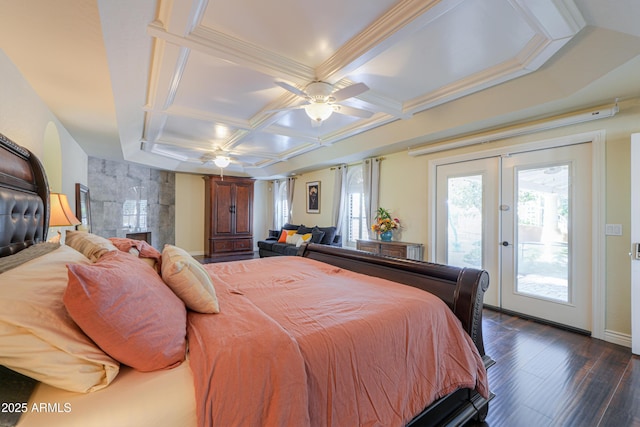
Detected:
[273,80,374,126]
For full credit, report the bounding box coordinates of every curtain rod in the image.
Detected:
[271,176,297,183]
[330,156,385,170]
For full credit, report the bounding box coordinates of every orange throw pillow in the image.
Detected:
[277,229,289,243]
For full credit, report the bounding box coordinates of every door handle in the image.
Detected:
[501,241,510,247]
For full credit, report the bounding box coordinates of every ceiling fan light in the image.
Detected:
[304,103,333,122]
[214,155,230,168]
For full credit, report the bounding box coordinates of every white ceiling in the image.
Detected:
[1,0,639,178]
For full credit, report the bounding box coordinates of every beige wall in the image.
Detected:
[174,173,205,254]
[0,50,88,217]
[253,180,271,244]
[292,168,335,228]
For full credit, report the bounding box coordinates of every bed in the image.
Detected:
[0,132,493,427]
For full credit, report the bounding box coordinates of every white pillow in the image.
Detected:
[0,245,119,392]
[286,233,302,245]
[161,245,220,314]
[296,233,312,247]
[65,230,117,262]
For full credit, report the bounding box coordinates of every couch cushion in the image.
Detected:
[317,226,337,245]
[257,240,276,251]
[311,227,325,244]
[271,243,291,254]
[282,223,300,230]
[296,225,314,234]
[268,229,280,239]
[282,245,300,255]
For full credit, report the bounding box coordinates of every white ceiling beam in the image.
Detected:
[403,55,532,113]
[144,105,252,131]
[147,20,315,85]
[315,0,465,82]
[511,0,586,39]
[146,139,287,163]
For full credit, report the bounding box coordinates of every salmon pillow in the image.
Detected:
[109,237,162,273]
[64,251,187,372]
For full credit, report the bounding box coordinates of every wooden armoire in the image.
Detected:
[203,175,254,258]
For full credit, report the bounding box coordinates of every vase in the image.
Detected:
[380,230,392,241]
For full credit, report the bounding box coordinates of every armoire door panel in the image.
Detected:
[214,182,233,235]
[234,183,252,235]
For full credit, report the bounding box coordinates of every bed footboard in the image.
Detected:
[299,243,490,358]
[299,243,495,425]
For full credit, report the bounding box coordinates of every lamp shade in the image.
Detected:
[49,193,81,227]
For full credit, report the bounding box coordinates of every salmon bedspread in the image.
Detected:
[188,256,489,427]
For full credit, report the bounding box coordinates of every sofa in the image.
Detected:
[258,224,342,257]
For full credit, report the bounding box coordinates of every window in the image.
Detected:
[275,183,288,229]
[123,186,147,232]
[345,165,367,246]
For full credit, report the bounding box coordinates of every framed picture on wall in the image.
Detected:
[306,181,320,214]
[75,183,92,232]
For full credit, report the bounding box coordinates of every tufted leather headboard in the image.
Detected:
[0,133,50,257]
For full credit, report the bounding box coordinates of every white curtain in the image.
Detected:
[271,180,280,230]
[286,177,295,224]
[332,165,347,235]
[363,158,380,239]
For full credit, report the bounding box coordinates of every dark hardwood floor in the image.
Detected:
[468,309,640,427]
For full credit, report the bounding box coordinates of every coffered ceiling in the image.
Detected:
[2,0,640,178]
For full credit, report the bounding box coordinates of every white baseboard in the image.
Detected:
[603,329,631,348]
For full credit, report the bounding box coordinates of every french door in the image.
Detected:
[435,143,593,331]
[631,133,640,354]
[435,157,500,307]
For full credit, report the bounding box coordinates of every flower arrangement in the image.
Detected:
[371,207,400,234]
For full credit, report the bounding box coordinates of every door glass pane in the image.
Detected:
[516,165,569,302]
[447,175,483,269]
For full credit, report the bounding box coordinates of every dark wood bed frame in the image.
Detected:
[0,132,494,426]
